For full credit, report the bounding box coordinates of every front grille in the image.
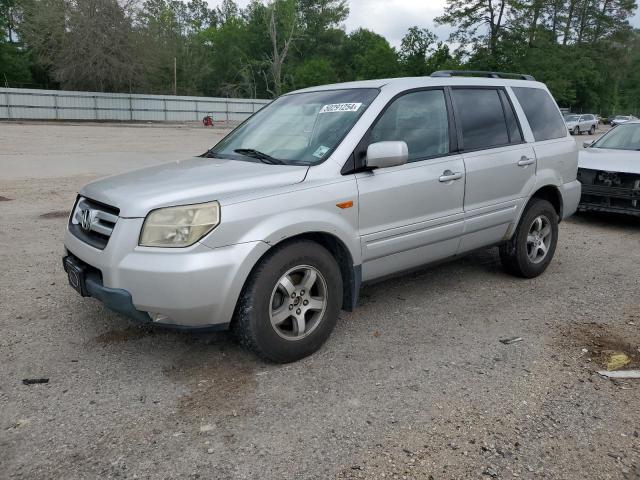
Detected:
[69,196,120,250]
[577,168,640,212]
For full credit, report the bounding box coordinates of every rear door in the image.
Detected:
[450,87,536,252]
[355,88,466,281]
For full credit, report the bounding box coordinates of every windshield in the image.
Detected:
[592,123,640,151]
[565,115,579,122]
[209,88,379,165]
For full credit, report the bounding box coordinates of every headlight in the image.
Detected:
[139,201,220,247]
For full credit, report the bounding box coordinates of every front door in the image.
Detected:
[355,89,466,281]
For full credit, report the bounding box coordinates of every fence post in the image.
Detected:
[54,92,59,120]
[225,99,229,127]
[93,95,98,121]
[6,90,12,120]
[129,95,133,121]
[164,98,168,121]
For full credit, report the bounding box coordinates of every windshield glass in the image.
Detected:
[593,123,640,150]
[565,115,579,122]
[209,88,379,165]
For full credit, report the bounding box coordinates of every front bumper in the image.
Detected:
[64,218,270,328]
[577,169,640,217]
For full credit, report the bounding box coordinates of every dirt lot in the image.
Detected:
[1,122,639,480]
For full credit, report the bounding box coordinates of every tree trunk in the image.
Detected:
[563,0,578,45]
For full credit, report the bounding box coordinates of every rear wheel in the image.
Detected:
[499,199,559,278]
[233,240,343,363]
[589,125,596,135]
[573,126,580,135]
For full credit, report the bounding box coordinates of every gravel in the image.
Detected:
[1,122,639,479]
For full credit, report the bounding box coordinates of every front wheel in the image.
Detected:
[589,125,596,135]
[573,126,580,135]
[233,240,343,363]
[499,199,559,278]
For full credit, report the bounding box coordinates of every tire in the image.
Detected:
[573,126,580,135]
[589,125,596,135]
[232,240,343,363]
[499,199,559,278]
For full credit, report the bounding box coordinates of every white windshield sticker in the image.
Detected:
[319,103,362,114]
[313,146,331,158]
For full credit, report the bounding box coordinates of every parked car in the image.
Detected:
[578,120,640,217]
[610,115,638,127]
[63,71,580,362]
[564,113,598,135]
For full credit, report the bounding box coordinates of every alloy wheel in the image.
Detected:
[269,265,328,341]
[526,215,552,264]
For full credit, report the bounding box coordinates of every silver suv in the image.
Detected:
[63,71,581,362]
[564,113,597,135]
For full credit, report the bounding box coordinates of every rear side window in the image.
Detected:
[512,87,566,141]
[370,89,450,161]
[451,88,515,151]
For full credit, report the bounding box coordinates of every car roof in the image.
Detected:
[287,76,547,95]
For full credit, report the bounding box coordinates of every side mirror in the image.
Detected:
[366,141,408,169]
[583,141,592,148]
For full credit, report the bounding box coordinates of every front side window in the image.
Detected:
[451,88,511,151]
[369,89,450,161]
[592,123,640,151]
[513,87,567,141]
[210,88,379,165]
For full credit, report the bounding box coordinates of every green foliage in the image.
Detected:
[399,26,437,76]
[2,0,638,117]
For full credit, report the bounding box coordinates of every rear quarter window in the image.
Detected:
[512,87,567,141]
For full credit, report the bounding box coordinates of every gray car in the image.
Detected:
[564,113,597,135]
[578,120,640,216]
[63,71,581,362]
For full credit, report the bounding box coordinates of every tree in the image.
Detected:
[340,28,399,80]
[436,0,516,59]
[265,0,297,96]
[399,26,436,76]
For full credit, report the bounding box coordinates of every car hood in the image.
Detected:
[578,148,640,175]
[80,157,309,217]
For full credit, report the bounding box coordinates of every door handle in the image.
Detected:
[439,170,463,182]
[518,156,535,167]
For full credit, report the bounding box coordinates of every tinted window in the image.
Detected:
[513,87,566,141]
[451,89,510,150]
[499,90,523,143]
[370,90,449,161]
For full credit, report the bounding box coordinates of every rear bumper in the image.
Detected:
[559,180,582,220]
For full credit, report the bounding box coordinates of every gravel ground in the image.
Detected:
[1,122,639,480]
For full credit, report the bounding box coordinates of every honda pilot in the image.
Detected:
[63,71,581,362]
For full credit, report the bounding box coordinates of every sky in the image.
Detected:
[206,0,640,48]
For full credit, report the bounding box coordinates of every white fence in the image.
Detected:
[0,87,270,122]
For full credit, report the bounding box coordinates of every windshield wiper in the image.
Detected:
[234,148,285,165]
[201,149,223,158]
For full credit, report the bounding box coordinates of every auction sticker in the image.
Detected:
[319,103,362,113]
[313,145,331,158]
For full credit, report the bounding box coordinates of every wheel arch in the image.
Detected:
[530,184,564,221]
[235,231,361,317]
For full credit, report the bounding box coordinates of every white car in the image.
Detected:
[610,115,638,127]
[564,114,597,135]
[578,120,640,216]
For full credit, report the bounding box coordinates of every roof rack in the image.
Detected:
[430,70,535,81]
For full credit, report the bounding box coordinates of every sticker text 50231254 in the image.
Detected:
[319,103,362,114]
